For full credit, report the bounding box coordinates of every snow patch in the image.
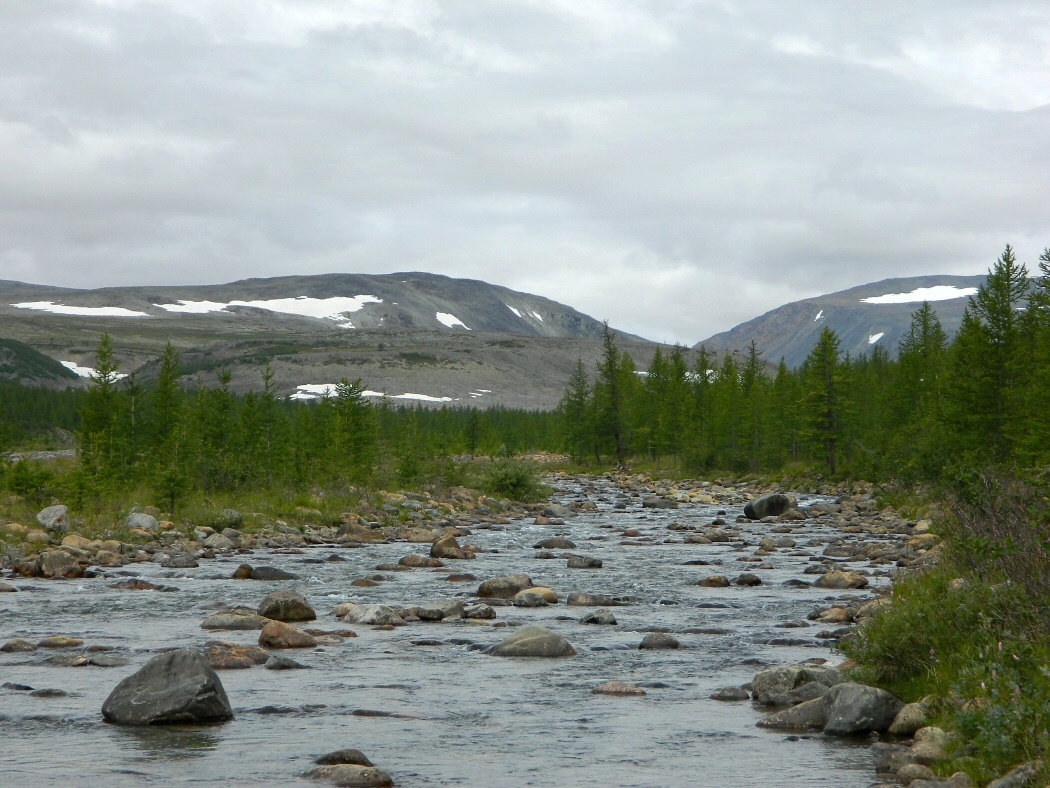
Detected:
[506,305,523,318]
[156,295,382,320]
[436,312,470,330]
[814,310,824,321]
[868,332,885,345]
[61,360,128,380]
[860,286,978,304]
[293,384,457,403]
[13,301,150,317]
[529,310,544,322]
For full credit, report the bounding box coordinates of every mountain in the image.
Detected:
[0,338,79,386]
[695,275,986,368]
[0,272,668,409]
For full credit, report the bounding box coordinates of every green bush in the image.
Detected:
[478,459,546,502]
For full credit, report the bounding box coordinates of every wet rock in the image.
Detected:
[815,570,869,590]
[398,554,445,568]
[751,664,843,705]
[160,554,199,569]
[258,620,318,649]
[756,696,828,731]
[102,648,234,725]
[30,688,69,698]
[533,536,576,549]
[639,633,680,650]
[513,590,550,607]
[302,765,394,787]
[743,493,791,520]
[126,512,160,533]
[897,763,936,784]
[333,604,407,626]
[566,555,603,569]
[485,626,575,658]
[89,654,130,668]
[0,582,18,592]
[445,573,477,582]
[710,687,750,701]
[765,681,831,707]
[430,534,474,560]
[234,564,299,580]
[201,612,269,631]
[37,635,83,649]
[1,638,37,652]
[316,750,374,767]
[592,681,646,696]
[698,575,730,588]
[580,608,617,625]
[266,655,309,670]
[734,573,763,586]
[36,504,68,534]
[37,550,80,579]
[463,604,496,620]
[477,574,533,599]
[111,579,162,591]
[202,640,270,669]
[2,682,34,690]
[822,682,903,736]
[203,533,235,550]
[258,589,316,622]
[542,504,577,519]
[566,591,631,607]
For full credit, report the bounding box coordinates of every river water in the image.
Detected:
[1,476,886,787]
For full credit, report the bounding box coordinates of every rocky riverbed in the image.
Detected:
[0,473,943,786]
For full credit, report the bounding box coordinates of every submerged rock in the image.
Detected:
[592,681,646,696]
[102,648,234,726]
[302,765,394,787]
[485,626,575,658]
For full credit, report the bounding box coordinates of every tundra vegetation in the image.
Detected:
[1,245,1049,782]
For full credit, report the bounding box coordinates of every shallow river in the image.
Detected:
[1,477,886,787]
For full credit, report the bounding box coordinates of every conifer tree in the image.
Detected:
[801,327,844,474]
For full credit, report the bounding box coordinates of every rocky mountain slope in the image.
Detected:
[696,275,986,368]
[0,273,664,409]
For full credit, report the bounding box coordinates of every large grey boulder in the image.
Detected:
[126,512,160,533]
[37,550,80,578]
[36,504,69,534]
[485,626,575,657]
[751,664,843,705]
[756,697,828,731]
[102,648,233,725]
[743,493,792,520]
[258,589,316,622]
[477,574,533,599]
[822,682,903,736]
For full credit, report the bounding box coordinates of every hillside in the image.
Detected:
[0,338,79,386]
[0,273,666,409]
[696,275,985,367]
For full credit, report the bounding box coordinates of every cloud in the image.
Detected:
[1,0,1049,344]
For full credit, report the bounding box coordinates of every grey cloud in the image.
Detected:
[1,1,1049,345]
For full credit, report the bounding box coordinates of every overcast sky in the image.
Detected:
[2,1,1049,344]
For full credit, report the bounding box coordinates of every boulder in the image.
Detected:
[202,640,270,669]
[477,574,533,599]
[710,687,750,701]
[316,750,374,767]
[398,554,444,568]
[302,765,394,787]
[698,575,730,588]
[566,555,603,569]
[37,550,80,578]
[101,648,234,725]
[533,536,576,549]
[641,496,678,509]
[430,534,474,560]
[234,564,299,581]
[756,697,828,731]
[36,504,69,534]
[258,620,318,649]
[592,681,646,696]
[822,682,903,736]
[126,512,160,533]
[258,589,316,622]
[734,573,763,586]
[580,608,617,625]
[743,493,792,520]
[333,604,407,626]
[889,699,931,736]
[485,626,575,658]
[201,612,268,631]
[639,633,681,650]
[566,591,631,607]
[542,504,577,519]
[751,664,843,705]
[815,570,869,590]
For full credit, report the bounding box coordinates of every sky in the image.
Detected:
[2,1,1049,345]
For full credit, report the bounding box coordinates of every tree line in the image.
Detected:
[560,244,1050,482]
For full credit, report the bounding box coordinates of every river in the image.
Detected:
[1,475,886,787]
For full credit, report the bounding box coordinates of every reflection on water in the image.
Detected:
[0,476,885,786]
[114,723,223,761]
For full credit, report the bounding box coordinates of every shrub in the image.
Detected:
[478,459,546,502]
